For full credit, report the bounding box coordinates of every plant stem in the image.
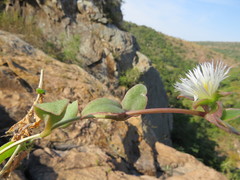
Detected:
[0,134,41,156]
[126,108,206,117]
[38,69,44,89]
[52,108,206,127]
[33,69,44,105]
[51,116,82,130]
[0,144,22,178]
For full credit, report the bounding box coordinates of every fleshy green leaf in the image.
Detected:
[34,99,69,137]
[121,84,147,111]
[81,98,124,117]
[0,142,17,164]
[222,108,240,121]
[52,100,79,129]
[34,99,69,117]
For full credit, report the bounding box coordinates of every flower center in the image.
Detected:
[203,82,209,92]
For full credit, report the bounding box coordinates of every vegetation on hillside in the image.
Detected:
[122,22,196,106]
[119,68,143,88]
[123,21,240,179]
[196,41,240,62]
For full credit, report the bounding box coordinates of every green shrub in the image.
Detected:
[119,68,142,88]
[60,34,81,65]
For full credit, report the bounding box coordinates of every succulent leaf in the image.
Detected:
[81,98,124,117]
[121,84,148,111]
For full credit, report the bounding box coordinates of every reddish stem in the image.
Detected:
[126,108,206,117]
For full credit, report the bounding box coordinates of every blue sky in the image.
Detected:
[121,0,240,42]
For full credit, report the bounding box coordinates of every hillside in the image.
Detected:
[196,41,240,62]
[122,22,236,105]
[123,21,240,179]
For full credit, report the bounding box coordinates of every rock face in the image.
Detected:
[0,1,227,180]
[7,0,131,76]
[4,0,172,145]
[155,142,227,180]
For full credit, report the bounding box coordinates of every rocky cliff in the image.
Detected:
[0,0,227,179]
[3,0,172,145]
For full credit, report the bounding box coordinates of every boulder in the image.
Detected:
[155,142,227,180]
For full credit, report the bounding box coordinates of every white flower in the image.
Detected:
[174,61,230,101]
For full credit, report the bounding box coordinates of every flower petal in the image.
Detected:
[174,61,230,101]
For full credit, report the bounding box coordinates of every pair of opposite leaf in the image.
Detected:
[81,84,147,119]
[34,84,148,137]
[0,99,79,171]
[34,99,78,137]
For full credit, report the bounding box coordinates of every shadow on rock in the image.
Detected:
[24,149,58,180]
[123,122,140,164]
[0,105,16,145]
